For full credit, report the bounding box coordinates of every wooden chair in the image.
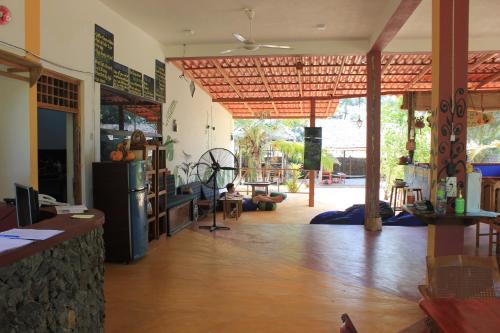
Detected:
[339,313,358,333]
[418,255,500,299]
[476,178,500,251]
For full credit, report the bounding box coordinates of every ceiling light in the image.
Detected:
[183,29,195,36]
[316,24,327,31]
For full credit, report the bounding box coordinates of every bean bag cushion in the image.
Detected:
[310,201,394,225]
[270,192,287,200]
[382,211,426,227]
[258,202,277,211]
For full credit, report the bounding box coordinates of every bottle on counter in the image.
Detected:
[455,189,465,214]
[435,178,447,215]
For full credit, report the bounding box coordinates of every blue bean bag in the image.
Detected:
[382,211,426,227]
[310,202,425,227]
[310,201,394,225]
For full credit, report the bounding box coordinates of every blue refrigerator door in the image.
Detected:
[129,189,148,260]
[128,160,146,191]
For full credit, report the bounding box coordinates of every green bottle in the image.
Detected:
[455,190,465,214]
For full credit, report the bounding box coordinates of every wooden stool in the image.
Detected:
[221,198,243,221]
[405,188,423,202]
[389,185,407,212]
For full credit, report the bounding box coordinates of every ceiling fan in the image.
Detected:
[220,8,292,54]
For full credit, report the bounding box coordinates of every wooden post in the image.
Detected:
[26,0,40,190]
[428,0,469,257]
[365,50,382,231]
[309,99,316,207]
[407,92,415,164]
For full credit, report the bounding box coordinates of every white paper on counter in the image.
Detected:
[0,228,63,240]
[55,205,87,214]
[0,237,34,253]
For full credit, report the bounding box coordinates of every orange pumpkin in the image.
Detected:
[110,150,123,161]
[125,151,135,161]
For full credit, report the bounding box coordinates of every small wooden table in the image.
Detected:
[244,182,272,197]
[419,298,500,333]
[220,197,243,221]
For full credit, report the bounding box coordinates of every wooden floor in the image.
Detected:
[104,203,494,332]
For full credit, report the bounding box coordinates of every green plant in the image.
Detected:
[271,140,339,171]
[177,161,196,185]
[286,163,302,193]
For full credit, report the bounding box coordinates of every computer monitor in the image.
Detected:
[14,183,39,227]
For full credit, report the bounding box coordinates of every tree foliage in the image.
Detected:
[380,96,430,195]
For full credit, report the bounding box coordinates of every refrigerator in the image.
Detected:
[93,161,148,263]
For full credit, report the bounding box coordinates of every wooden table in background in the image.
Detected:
[419,298,500,333]
[243,182,272,197]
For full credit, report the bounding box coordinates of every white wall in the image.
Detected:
[164,64,234,177]
[40,0,168,205]
[0,0,233,204]
[0,0,25,54]
[0,77,30,199]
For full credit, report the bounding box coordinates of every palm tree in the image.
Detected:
[271,140,339,171]
[236,123,270,181]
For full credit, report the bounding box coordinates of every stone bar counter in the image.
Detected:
[0,206,105,332]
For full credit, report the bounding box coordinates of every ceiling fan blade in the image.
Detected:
[220,166,237,171]
[233,33,247,43]
[259,44,292,49]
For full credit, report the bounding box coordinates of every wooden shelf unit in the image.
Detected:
[131,144,159,241]
[157,146,169,236]
[129,144,169,240]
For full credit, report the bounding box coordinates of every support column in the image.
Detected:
[308,99,316,208]
[428,0,469,257]
[406,92,416,164]
[365,50,382,231]
[26,0,40,189]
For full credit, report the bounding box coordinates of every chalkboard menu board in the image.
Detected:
[304,127,322,171]
[129,69,143,97]
[155,59,166,103]
[94,25,114,86]
[113,62,129,92]
[143,75,155,100]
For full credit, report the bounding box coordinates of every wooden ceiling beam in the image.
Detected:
[326,56,346,115]
[253,58,279,117]
[369,0,422,51]
[180,61,437,71]
[170,61,213,98]
[211,59,254,115]
[381,55,395,74]
[405,63,432,90]
[475,71,500,90]
[468,53,495,72]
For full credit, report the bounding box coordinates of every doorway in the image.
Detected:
[36,71,81,204]
[37,108,74,203]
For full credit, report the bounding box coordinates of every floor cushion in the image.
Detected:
[258,202,277,211]
[270,192,287,200]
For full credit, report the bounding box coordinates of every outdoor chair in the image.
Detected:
[418,255,500,299]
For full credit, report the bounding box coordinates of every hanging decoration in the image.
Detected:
[414,116,426,132]
[0,6,11,25]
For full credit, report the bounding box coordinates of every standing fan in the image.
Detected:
[196,148,239,231]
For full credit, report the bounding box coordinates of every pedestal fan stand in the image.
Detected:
[199,168,230,232]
